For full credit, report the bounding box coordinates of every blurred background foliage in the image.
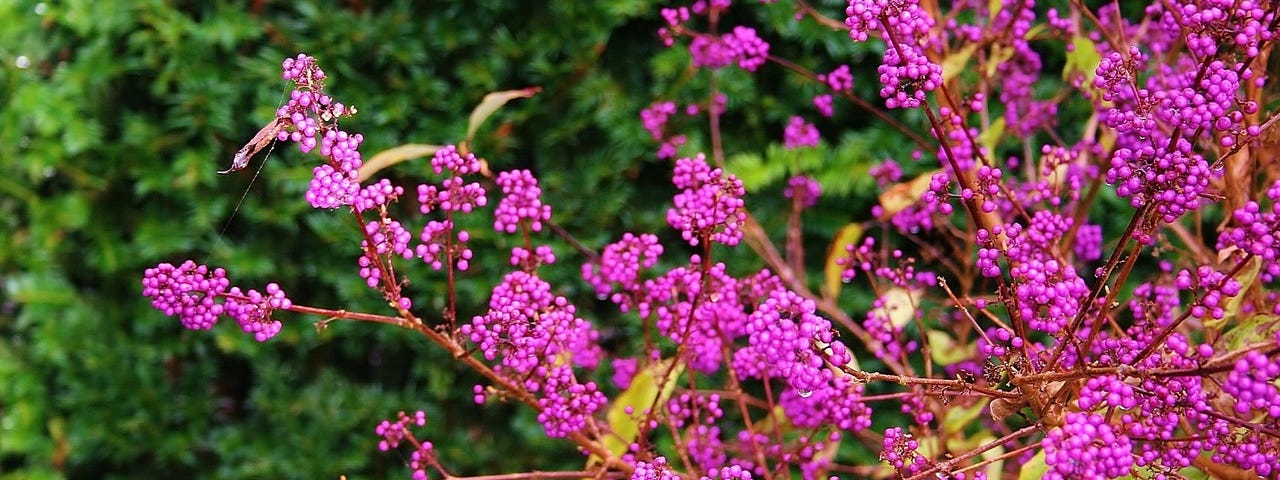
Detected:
[0,0,986,478]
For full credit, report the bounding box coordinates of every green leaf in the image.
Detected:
[942,399,988,435]
[941,44,978,84]
[1214,255,1261,330]
[1063,35,1101,85]
[928,330,976,366]
[977,117,1006,157]
[1019,449,1048,480]
[590,358,684,467]
[1218,313,1280,352]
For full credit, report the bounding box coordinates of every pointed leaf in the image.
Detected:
[878,170,938,220]
[357,144,442,182]
[589,358,684,467]
[1063,35,1101,86]
[942,399,989,435]
[928,330,975,366]
[1019,450,1048,480]
[977,117,1006,157]
[466,87,541,143]
[1214,254,1261,330]
[942,44,979,84]
[822,223,864,299]
[1219,313,1280,352]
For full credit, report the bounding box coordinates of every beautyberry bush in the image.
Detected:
[144,0,1280,479]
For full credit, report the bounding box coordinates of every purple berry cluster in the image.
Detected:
[461,271,604,437]
[142,260,291,342]
[581,232,664,311]
[142,0,1280,475]
[783,116,820,149]
[784,175,821,209]
[667,154,747,247]
[1041,412,1133,479]
[375,411,434,480]
[142,260,230,331]
[845,0,942,109]
[493,169,551,234]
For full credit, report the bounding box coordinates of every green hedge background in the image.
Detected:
[0,1,946,478]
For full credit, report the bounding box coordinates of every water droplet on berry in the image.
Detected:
[797,389,814,398]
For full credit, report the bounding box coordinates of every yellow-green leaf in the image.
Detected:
[942,399,989,435]
[928,330,976,366]
[1214,254,1261,330]
[878,170,938,220]
[880,287,918,330]
[589,358,684,467]
[1063,35,1101,85]
[357,144,442,182]
[465,86,541,143]
[822,223,864,299]
[985,44,1015,78]
[977,117,1005,156]
[752,405,794,436]
[947,433,1006,479]
[1019,449,1048,480]
[942,44,979,84]
[1219,313,1280,352]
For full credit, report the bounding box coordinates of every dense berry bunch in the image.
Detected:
[1218,180,1280,281]
[783,116,820,149]
[462,271,604,437]
[223,283,291,342]
[667,154,747,246]
[784,175,821,208]
[493,169,551,233]
[142,260,230,331]
[1042,412,1133,479]
[581,232,664,310]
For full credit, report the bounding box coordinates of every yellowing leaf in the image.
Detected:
[927,330,976,366]
[1063,35,1101,85]
[1219,314,1280,352]
[880,287,918,330]
[942,399,989,435]
[466,86,541,143]
[1022,23,1047,41]
[942,44,979,84]
[878,170,938,220]
[977,117,1005,157]
[589,358,684,468]
[985,44,1015,78]
[357,144,442,182]
[1215,254,1261,330]
[1099,123,1117,152]
[822,223,864,299]
[1019,449,1048,480]
[752,405,794,436]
